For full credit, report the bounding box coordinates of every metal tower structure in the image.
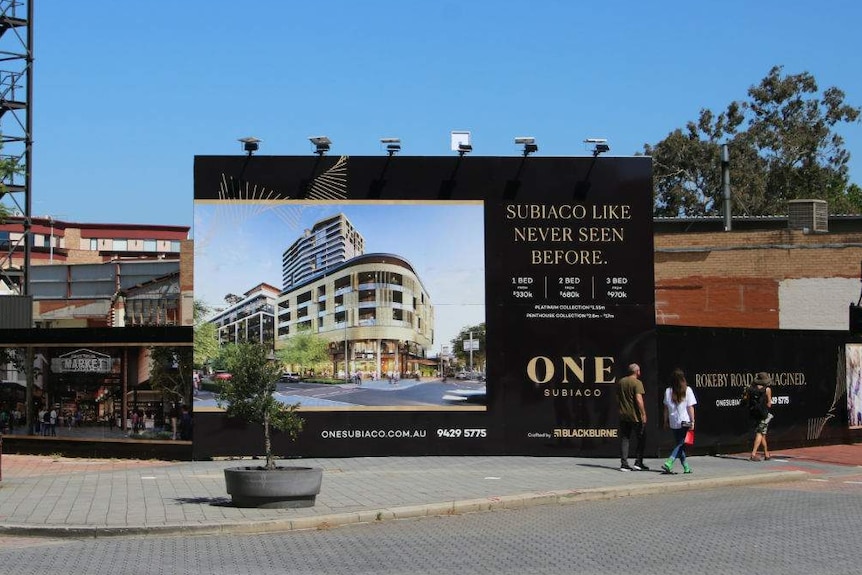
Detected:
[0,0,32,296]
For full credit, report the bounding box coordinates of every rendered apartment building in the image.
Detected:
[273,212,435,377]
[210,283,280,347]
[277,252,435,378]
[282,213,364,291]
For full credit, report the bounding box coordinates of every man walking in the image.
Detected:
[617,363,648,471]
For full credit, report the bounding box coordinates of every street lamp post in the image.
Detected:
[344,313,349,382]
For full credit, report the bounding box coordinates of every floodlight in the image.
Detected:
[238,136,261,155]
[381,137,401,155]
[584,138,610,157]
[514,136,538,156]
[450,131,472,155]
[309,136,332,155]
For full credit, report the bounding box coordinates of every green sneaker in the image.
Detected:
[683,463,692,474]
[661,460,673,474]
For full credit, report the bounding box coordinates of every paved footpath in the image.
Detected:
[0,444,859,538]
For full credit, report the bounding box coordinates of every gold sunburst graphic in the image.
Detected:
[195,156,350,256]
[304,155,349,200]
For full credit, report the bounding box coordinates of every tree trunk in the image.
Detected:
[264,411,275,470]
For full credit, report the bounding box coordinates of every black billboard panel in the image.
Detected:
[193,155,655,458]
[656,326,854,452]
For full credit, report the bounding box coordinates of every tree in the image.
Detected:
[646,66,861,216]
[217,342,303,470]
[0,152,23,222]
[148,345,194,407]
[451,323,486,371]
[274,328,330,375]
[193,299,219,370]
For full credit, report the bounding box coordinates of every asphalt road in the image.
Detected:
[1,474,859,575]
[195,378,488,409]
[274,379,486,407]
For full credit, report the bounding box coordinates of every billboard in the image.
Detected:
[848,343,862,429]
[656,326,852,450]
[193,154,656,457]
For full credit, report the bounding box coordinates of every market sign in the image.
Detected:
[51,349,114,373]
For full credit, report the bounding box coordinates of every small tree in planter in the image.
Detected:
[217,342,321,507]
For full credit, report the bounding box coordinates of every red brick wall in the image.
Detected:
[655,229,862,328]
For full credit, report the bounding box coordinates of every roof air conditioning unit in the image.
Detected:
[788,199,828,233]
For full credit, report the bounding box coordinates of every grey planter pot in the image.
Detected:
[224,466,323,508]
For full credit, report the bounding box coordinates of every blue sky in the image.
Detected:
[194,202,485,349]
[17,0,862,226]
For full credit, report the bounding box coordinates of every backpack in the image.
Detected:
[42,411,51,423]
[746,384,768,420]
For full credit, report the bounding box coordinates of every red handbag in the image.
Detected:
[684,429,695,446]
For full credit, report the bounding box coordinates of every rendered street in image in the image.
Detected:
[194,376,487,409]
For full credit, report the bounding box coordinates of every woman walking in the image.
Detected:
[662,368,698,474]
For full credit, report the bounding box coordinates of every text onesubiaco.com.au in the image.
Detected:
[320,429,427,439]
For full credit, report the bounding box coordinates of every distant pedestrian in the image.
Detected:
[0,408,9,433]
[40,407,51,436]
[179,406,193,441]
[746,372,774,461]
[49,406,58,436]
[661,368,697,474]
[616,363,649,472]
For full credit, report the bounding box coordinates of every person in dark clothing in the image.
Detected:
[748,372,774,461]
[616,363,649,471]
[179,405,193,441]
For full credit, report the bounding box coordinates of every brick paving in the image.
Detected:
[0,443,858,537]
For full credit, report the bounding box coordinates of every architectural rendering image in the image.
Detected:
[195,202,486,411]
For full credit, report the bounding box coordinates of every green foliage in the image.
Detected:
[450,323,486,370]
[275,328,330,374]
[647,66,861,216]
[217,342,304,470]
[148,346,194,405]
[0,347,15,368]
[192,299,220,370]
[0,347,39,378]
[0,153,23,222]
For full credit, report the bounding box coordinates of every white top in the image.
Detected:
[663,387,697,429]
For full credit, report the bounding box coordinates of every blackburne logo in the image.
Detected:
[526,355,615,385]
[553,428,617,438]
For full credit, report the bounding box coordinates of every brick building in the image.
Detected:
[654,208,862,330]
[0,217,193,328]
[1,216,188,267]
